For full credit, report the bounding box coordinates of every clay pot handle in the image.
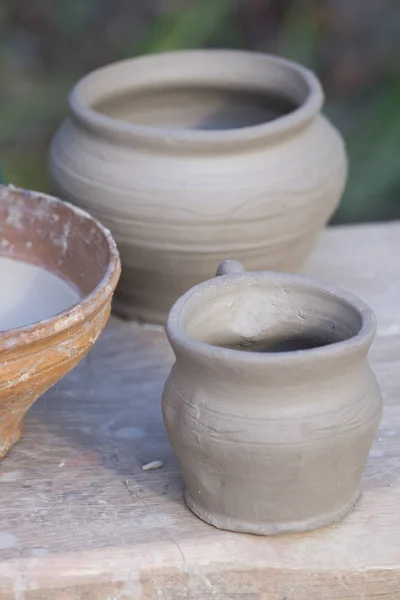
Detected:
[216,260,246,277]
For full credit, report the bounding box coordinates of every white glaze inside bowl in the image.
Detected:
[0,257,81,331]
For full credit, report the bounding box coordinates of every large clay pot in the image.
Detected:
[48,50,347,325]
[162,260,382,535]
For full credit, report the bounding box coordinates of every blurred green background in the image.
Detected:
[0,0,398,223]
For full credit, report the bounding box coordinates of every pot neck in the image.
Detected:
[166,271,376,381]
[171,338,372,387]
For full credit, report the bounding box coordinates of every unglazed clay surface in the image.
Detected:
[49,49,348,324]
[162,261,382,534]
[0,185,120,458]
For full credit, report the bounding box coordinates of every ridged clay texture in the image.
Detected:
[0,185,120,459]
[48,49,348,325]
[162,260,382,535]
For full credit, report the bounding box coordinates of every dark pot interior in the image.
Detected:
[182,281,363,354]
[93,85,299,131]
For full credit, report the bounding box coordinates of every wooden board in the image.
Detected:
[0,222,400,599]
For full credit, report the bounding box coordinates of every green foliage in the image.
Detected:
[330,77,400,223]
[137,0,234,54]
[50,0,99,37]
[278,4,319,70]
[3,153,47,192]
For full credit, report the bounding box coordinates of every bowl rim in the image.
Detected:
[69,49,324,149]
[166,270,377,369]
[0,186,121,351]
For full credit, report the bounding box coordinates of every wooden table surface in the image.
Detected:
[0,222,400,599]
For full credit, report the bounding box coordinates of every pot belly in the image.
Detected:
[49,115,347,324]
[162,369,381,535]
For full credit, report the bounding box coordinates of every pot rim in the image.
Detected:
[69,49,324,150]
[166,271,377,368]
[0,186,121,351]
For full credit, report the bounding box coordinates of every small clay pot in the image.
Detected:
[0,185,120,459]
[48,49,347,325]
[162,260,382,535]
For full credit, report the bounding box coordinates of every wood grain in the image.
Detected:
[0,222,399,599]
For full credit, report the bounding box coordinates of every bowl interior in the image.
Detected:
[0,186,114,330]
[180,276,363,354]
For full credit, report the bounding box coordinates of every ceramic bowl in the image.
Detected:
[0,185,120,459]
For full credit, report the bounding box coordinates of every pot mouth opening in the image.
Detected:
[70,50,324,148]
[167,273,376,365]
[91,84,300,133]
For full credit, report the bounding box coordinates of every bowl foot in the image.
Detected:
[0,421,23,460]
